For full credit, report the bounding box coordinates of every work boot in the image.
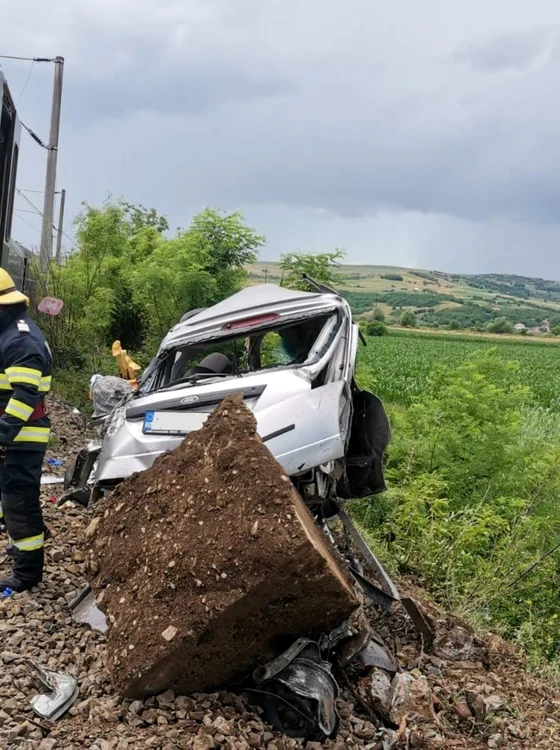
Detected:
[0,548,44,593]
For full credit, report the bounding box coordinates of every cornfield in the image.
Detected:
[360,331,560,409]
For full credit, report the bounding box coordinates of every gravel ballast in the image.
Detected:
[0,396,559,749]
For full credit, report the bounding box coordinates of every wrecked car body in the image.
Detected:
[63,283,390,515]
[66,283,434,741]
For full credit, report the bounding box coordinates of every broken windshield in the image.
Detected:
[145,312,338,393]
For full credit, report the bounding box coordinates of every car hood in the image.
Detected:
[94,369,349,485]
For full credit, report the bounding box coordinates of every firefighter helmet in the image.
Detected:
[0,269,29,306]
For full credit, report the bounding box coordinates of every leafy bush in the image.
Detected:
[37,201,264,402]
[381,273,403,281]
[400,310,417,328]
[487,317,514,334]
[367,320,388,337]
[279,249,345,291]
[356,352,560,665]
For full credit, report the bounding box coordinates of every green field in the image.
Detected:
[360,330,560,409]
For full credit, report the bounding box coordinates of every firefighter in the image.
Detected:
[0,269,52,592]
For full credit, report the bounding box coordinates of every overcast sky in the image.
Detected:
[3,0,560,277]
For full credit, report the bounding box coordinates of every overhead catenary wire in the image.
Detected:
[16,188,45,219]
[14,209,74,251]
[14,211,40,232]
[0,54,55,63]
[20,121,54,151]
[16,60,34,105]
[15,189,74,245]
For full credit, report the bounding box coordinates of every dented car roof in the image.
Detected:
[158,284,346,351]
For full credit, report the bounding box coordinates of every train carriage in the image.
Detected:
[0,70,32,292]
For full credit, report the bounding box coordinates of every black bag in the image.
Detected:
[339,386,391,499]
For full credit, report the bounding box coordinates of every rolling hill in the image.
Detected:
[246,262,560,331]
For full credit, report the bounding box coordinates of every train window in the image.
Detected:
[5,144,17,240]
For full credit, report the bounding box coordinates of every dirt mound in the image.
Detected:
[86,394,358,698]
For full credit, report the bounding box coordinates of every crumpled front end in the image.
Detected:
[93,371,348,487]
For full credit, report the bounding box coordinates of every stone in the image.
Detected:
[455,701,473,720]
[193,736,217,750]
[487,733,503,749]
[128,700,144,715]
[156,689,176,709]
[161,626,178,642]
[369,667,392,717]
[388,673,435,725]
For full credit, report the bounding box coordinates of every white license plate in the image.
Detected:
[142,411,209,436]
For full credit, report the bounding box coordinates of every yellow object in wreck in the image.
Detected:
[112,340,141,387]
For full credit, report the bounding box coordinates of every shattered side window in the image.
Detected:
[245,316,333,370]
[253,332,297,367]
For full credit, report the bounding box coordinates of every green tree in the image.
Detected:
[381,273,403,281]
[37,201,264,404]
[279,249,346,291]
[373,306,386,322]
[121,201,169,234]
[366,320,388,337]
[400,310,417,328]
[487,317,514,334]
[129,209,264,347]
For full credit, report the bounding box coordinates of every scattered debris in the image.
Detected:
[369,667,392,716]
[89,374,134,418]
[252,639,340,738]
[68,584,108,634]
[46,458,65,468]
[40,474,64,486]
[25,660,79,721]
[387,672,435,725]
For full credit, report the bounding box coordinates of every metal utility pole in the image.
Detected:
[55,188,66,263]
[40,56,64,272]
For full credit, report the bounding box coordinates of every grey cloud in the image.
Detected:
[454,27,557,72]
[6,0,560,278]
[63,63,296,121]
[124,79,560,227]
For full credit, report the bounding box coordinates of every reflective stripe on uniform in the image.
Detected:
[13,426,50,444]
[5,398,34,421]
[13,533,44,551]
[0,373,10,390]
[39,375,52,393]
[6,366,42,387]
